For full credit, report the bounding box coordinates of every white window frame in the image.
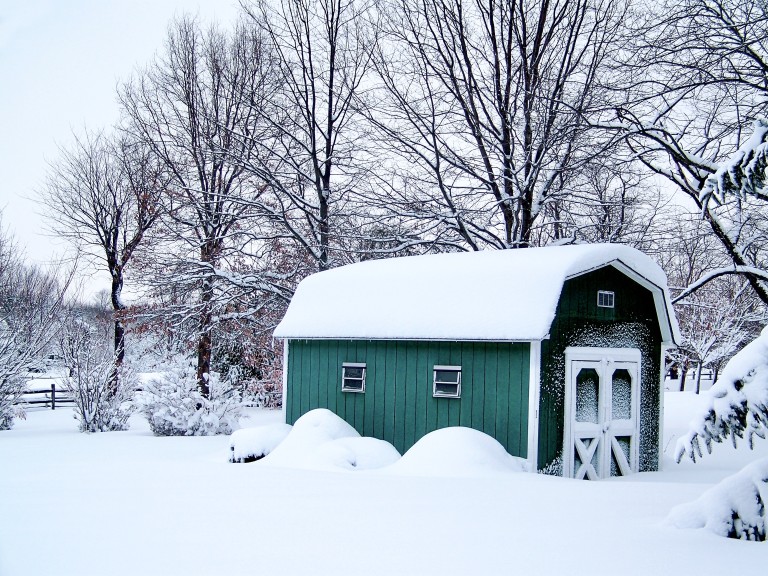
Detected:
[597,290,615,308]
[433,365,461,398]
[341,362,366,393]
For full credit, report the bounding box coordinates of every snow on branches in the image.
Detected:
[701,118,768,205]
[676,326,768,463]
[667,457,768,541]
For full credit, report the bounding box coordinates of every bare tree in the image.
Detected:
[0,216,71,428]
[120,16,278,397]
[366,0,629,250]
[235,0,377,271]
[621,0,768,303]
[655,214,766,392]
[41,131,163,386]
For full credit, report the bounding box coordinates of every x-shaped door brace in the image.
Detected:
[574,436,600,480]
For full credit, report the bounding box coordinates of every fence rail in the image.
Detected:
[19,384,74,410]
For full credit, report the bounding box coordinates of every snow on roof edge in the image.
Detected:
[274,245,680,344]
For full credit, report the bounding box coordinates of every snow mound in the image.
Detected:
[309,436,401,471]
[666,457,768,541]
[260,409,399,471]
[385,427,532,477]
[676,325,768,462]
[229,423,292,463]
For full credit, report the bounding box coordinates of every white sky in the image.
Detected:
[0,0,240,299]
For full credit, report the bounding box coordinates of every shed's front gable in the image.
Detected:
[536,264,667,476]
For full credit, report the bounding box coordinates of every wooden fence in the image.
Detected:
[20,383,74,410]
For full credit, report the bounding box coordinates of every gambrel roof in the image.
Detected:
[274,244,680,344]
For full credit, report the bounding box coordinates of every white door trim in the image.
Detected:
[563,347,641,479]
[527,340,541,470]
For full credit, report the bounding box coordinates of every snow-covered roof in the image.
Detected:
[274,244,680,344]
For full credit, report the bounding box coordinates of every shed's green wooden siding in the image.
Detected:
[286,340,530,456]
[537,265,663,473]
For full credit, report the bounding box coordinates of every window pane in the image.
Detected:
[575,368,599,423]
[344,367,364,379]
[611,369,632,420]
[343,378,363,391]
[597,291,615,308]
[435,382,459,396]
[435,370,460,383]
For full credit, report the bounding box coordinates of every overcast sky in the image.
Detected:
[0,0,240,298]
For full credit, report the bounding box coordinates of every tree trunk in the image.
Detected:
[679,359,689,392]
[109,263,125,396]
[694,362,703,395]
[197,274,213,399]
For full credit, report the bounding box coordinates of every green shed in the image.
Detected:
[273,244,680,479]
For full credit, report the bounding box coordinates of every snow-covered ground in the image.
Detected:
[1,393,766,576]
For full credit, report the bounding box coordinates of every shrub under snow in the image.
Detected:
[259,409,401,470]
[0,377,26,431]
[676,325,768,463]
[59,321,134,433]
[230,423,292,463]
[667,457,768,541]
[66,361,135,433]
[138,367,242,436]
[386,427,532,477]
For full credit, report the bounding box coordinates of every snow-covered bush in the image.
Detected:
[66,357,135,433]
[259,409,401,470]
[0,382,25,430]
[676,326,768,463]
[386,427,531,477]
[244,378,282,409]
[667,457,768,541]
[229,423,292,463]
[60,322,135,433]
[138,366,242,436]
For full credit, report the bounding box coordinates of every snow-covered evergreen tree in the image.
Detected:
[676,326,768,463]
[667,457,768,541]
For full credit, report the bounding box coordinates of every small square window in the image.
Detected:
[433,365,461,398]
[342,363,366,392]
[597,290,615,308]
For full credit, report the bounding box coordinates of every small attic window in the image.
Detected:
[597,290,615,308]
[433,366,461,398]
[342,363,366,392]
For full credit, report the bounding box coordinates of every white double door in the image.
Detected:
[564,347,641,480]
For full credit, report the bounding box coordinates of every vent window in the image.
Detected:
[433,366,461,398]
[342,363,366,392]
[597,290,615,308]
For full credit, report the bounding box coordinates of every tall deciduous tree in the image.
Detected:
[368,0,629,250]
[120,16,276,396]
[0,215,71,429]
[621,0,768,303]
[240,0,376,271]
[41,131,163,385]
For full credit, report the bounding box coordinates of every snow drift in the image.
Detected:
[259,409,400,471]
[386,427,532,477]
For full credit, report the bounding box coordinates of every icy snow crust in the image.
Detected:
[274,244,677,342]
